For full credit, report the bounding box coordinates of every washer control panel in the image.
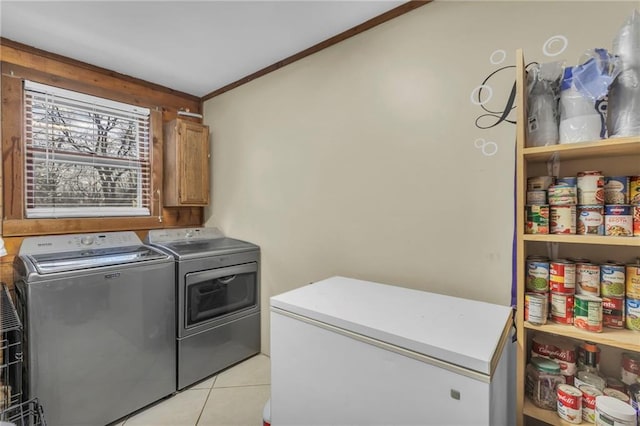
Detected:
[19,231,143,255]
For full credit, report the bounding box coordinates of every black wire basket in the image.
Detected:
[0,397,46,426]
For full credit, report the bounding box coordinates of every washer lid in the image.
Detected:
[26,245,168,274]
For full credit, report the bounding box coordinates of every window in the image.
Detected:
[23,81,151,218]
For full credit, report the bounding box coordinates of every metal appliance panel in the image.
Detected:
[146,228,258,259]
[182,261,259,336]
[16,259,176,426]
[26,245,167,274]
[178,311,260,390]
[146,227,261,391]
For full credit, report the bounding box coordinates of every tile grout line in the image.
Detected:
[195,375,218,426]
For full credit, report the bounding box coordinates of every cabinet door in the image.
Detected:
[178,121,210,205]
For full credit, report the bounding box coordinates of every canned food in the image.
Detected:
[576,263,601,296]
[594,396,637,426]
[603,388,630,404]
[577,205,604,235]
[531,334,578,379]
[526,205,549,234]
[550,260,576,294]
[630,176,640,205]
[551,293,574,324]
[625,298,640,331]
[557,384,582,424]
[604,176,630,205]
[626,262,640,299]
[578,171,604,205]
[557,177,578,187]
[604,205,633,237]
[574,294,603,333]
[548,184,577,206]
[525,292,548,325]
[602,297,625,329]
[600,263,625,297]
[526,257,550,293]
[579,385,602,423]
[551,205,576,234]
[527,190,547,205]
[528,176,555,191]
[605,377,626,393]
[621,353,640,385]
[634,206,640,236]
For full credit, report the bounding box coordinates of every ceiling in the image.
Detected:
[0,1,405,98]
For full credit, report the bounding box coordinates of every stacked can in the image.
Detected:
[525,255,550,325]
[604,176,633,237]
[526,176,553,235]
[601,263,625,329]
[627,260,640,331]
[631,176,640,236]
[550,177,577,234]
[577,171,605,235]
[550,259,576,324]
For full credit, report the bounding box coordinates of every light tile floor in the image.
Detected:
[112,354,270,426]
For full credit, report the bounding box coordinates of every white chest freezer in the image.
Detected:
[270,276,515,426]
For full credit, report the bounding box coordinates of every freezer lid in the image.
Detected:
[270,276,513,376]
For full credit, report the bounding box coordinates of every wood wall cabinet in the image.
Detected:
[163,118,211,206]
[515,49,640,425]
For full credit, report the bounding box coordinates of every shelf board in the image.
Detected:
[522,234,640,246]
[524,322,640,351]
[523,136,640,162]
[524,398,576,426]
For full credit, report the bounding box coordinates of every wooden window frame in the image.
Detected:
[2,72,166,236]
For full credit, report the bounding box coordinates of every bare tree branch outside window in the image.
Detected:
[24,82,151,218]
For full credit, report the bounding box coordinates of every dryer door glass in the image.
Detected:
[185,262,258,327]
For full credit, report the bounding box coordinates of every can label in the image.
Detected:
[574,295,603,333]
[577,263,601,296]
[531,335,578,378]
[626,298,640,331]
[551,206,576,234]
[577,205,604,235]
[622,352,640,385]
[626,264,640,299]
[557,177,578,187]
[557,384,582,424]
[579,385,602,423]
[525,292,548,325]
[551,261,576,294]
[526,205,549,234]
[527,190,547,205]
[604,205,633,237]
[602,297,624,329]
[548,184,577,206]
[526,259,550,292]
[600,264,625,297]
[528,176,555,191]
[551,293,574,324]
[577,171,604,205]
[634,206,640,236]
[604,176,630,205]
[630,176,640,205]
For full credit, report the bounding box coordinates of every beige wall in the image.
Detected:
[203,1,637,354]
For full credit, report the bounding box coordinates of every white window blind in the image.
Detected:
[23,81,152,218]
